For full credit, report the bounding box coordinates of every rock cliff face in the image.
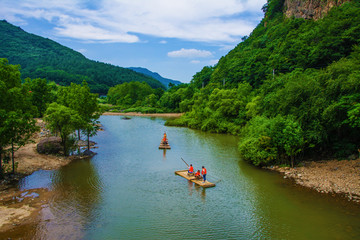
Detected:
[284,0,351,20]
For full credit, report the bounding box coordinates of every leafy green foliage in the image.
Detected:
[56,81,101,145]
[44,103,83,156]
[211,1,360,88]
[0,59,38,176]
[107,81,160,108]
[238,115,304,166]
[23,78,55,117]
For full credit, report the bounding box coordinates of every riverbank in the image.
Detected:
[266,159,360,203]
[103,111,183,118]
[0,119,91,234]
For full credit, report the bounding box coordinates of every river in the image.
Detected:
[13,116,360,239]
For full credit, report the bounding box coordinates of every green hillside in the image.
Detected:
[166,0,360,166]
[0,20,165,93]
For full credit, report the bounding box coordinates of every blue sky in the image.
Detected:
[0,0,266,83]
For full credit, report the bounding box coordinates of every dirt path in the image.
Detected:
[267,159,360,203]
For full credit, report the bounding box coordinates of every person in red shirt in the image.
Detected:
[162,132,168,144]
[188,164,194,175]
[194,170,202,180]
[201,166,207,183]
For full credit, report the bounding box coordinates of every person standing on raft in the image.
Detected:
[162,132,168,144]
[201,166,207,183]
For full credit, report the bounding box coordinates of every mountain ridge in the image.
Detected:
[128,67,182,88]
[0,20,165,93]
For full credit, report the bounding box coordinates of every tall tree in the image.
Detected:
[0,58,37,176]
[57,81,100,141]
[4,111,38,173]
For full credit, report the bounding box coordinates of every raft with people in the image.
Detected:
[174,170,216,188]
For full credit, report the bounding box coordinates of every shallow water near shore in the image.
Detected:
[6,115,360,239]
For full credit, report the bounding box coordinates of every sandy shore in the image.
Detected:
[103,111,183,117]
[266,159,360,203]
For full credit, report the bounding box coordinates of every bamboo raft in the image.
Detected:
[159,140,171,149]
[175,170,216,188]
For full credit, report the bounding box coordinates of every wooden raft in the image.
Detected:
[175,170,216,188]
[159,140,171,149]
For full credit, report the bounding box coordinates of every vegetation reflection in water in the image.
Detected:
[18,116,360,239]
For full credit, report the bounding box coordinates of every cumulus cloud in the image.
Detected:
[168,48,213,58]
[0,0,266,43]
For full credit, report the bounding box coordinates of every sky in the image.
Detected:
[0,0,267,83]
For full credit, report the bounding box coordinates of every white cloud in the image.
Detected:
[54,24,139,43]
[190,60,201,64]
[168,48,213,58]
[159,40,167,44]
[209,59,219,65]
[0,0,266,43]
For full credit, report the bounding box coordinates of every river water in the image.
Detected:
[12,116,360,239]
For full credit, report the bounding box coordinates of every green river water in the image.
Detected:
[4,115,360,239]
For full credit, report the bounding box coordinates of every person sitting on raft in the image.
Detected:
[194,170,202,180]
[188,164,194,175]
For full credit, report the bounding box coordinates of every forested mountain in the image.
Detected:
[206,0,360,88]
[128,67,182,88]
[165,0,360,166]
[0,20,165,93]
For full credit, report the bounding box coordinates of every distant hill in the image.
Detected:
[0,20,165,93]
[128,67,182,88]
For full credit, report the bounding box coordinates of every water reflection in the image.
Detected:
[162,149,167,160]
[31,159,102,239]
[186,180,206,202]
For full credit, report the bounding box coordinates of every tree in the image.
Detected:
[57,81,100,141]
[3,111,38,173]
[0,58,37,176]
[23,78,52,117]
[44,103,82,156]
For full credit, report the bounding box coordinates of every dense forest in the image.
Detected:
[107,0,360,167]
[0,20,165,93]
[0,58,101,177]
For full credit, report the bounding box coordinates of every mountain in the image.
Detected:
[199,0,360,89]
[128,67,182,88]
[0,20,165,93]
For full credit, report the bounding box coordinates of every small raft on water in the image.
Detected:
[175,170,216,188]
[159,140,171,149]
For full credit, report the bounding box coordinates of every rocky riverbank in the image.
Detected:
[266,159,360,203]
